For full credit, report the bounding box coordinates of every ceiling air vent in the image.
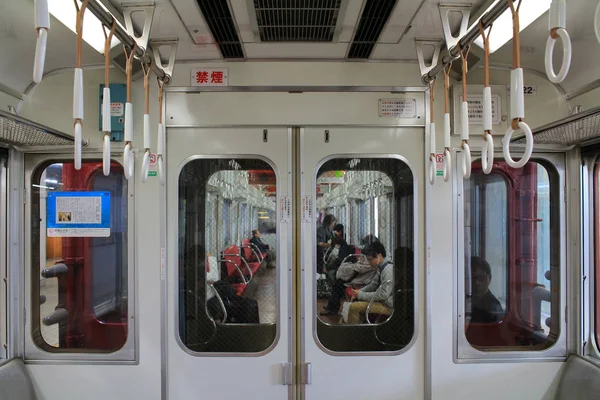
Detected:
[347,0,397,59]
[253,0,343,42]
[196,0,245,59]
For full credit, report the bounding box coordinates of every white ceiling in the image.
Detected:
[1,0,599,97]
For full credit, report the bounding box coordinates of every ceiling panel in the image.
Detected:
[252,0,343,42]
[371,0,489,60]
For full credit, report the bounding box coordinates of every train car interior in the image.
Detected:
[2,0,600,399]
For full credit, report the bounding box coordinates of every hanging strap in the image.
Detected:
[123,44,137,104]
[73,0,89,69]
[102,20,116,88]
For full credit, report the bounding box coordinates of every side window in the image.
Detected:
[178,159,278,354]
[463,161,560,351]
[315,158,415,353]
[31,162,129,353]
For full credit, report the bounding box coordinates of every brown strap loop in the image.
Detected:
[507,0,522,69]
[123,44,137,103]
[428,79,436,122]
[102,20,117,88]
[478,21,493,88]
[157,78,165,124]
[142,62,152,114]
[458,44,471,102]
[74,0,89,69]
[442,63,452,114]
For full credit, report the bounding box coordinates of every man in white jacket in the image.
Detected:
[346,241,394,324]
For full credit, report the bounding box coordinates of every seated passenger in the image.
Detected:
[470,256,504,323]
[320,235,379,316]
[345,241,394,324]
[250,229,276,268]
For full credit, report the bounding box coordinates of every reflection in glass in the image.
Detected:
[31,162,128,352]
[464,161,559,350]
[179,159,277,353]
[315,158,415,353]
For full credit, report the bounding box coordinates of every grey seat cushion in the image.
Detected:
[555,355,600,400]
[0,358,37,400]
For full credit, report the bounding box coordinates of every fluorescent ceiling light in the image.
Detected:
[48,0,121,54]
[470,0,551,53]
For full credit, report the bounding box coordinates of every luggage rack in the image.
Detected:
[511,106,600,146]
[0,109,73,148]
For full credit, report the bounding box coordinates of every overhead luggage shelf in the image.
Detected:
[0,110,73,147]
[512,106,600,146]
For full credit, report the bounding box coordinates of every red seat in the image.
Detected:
[242,238,267,263]
[240,240,262,275]
[220,245,251,294]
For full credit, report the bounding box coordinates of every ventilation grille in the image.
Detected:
[0,111,73,147]
[513,107,600,146]
[253,0,342,42]
[347,0,396,59]
[196,0,244,59]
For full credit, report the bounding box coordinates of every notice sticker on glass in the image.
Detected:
[47,191,111,237]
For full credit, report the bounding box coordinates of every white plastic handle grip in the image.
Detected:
[549,0,566,30]
[461,142,472,179]
[443,148,452,183]
[461,101,469,141]
[483,87,492,131]
[158,156,165,186]
[33,28,47,84]
[545,28,571,83]
[444,113,451,148]
[124,102,133,142]
[141,151,150,183]
[143,114,150,149]
[73,68,84,120]
[74,121,82,171]
[429,122,436,155]
[123,143,134,180]
[35,0,50,29]
[503,121,533,169]
[596,2,600,44]
[428,155,436,185]
[102,134,110,176]
[102,87,111,133]
[481,132,494,175]
[510,68,525,120]
[157,123,164,156]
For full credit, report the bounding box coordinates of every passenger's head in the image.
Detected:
[363,241,386,268]
[471,256,492,299]
[252,229,260,238]
[322,214,336,229]
[333,224,344,237]
[360,234,379,248]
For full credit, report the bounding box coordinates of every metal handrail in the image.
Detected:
[240,244,262,265]
[421,1,511,84]
[217,259,248,285]
[208,282,228,324]
[86,0,169,82]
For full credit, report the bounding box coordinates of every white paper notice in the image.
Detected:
[280,196,291,223]
[301,195,312,223]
